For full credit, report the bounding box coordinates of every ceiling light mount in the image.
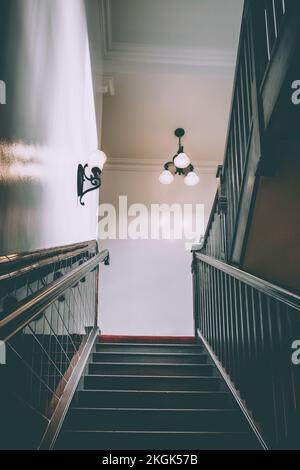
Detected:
[159,128,199,186]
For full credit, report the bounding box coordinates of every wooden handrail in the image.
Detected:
[199,1,254,261]
[193,249,300,448]
[0,243,97,283]
[0,240,97,274]
[0,249,110,342]
[194,252,300,311]
[199,1,297,264]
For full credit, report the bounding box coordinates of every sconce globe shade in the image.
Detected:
[90,149,107,171]
[174,152,191,169]
[184,171,199,187]
[159,170,174,185]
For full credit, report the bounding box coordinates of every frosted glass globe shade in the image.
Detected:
[90,150,107,171]
[184,171,199,186]
[174,152,191,169]
[159,170,174,185]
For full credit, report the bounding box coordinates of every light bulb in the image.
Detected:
[184,171,199,187]
[159,170,174,185]
[90,150,107,171]
[174,152,191,169]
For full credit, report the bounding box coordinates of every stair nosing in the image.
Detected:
[90,363,212,367]
[94,352,206,356]
[97,343,202,348]
[71,407,239,412]
[63,430,250,435]
[85,374,219,379]
[79,389,229,395]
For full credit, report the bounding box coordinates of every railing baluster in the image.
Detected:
[223,273,231,373]
[209,266,216,352]
[0,243,109,449]
[198,0,293,262]
[215,269,223,358]
[193,253,300,448]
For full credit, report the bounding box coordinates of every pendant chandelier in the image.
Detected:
[159,128,199,186]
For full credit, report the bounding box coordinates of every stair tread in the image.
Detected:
[94,352,206,356]
[57,430,260,450]
[65,407,247,432]
[90,362,212,366]
[97,343,202,347]
[64,430,250,435]
[79,389,229,394]
[76,389,234,409]
[71,407,237,411]
[98,337,196,342]
[85,374,219,378]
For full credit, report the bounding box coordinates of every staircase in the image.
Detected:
[56,337,261,450]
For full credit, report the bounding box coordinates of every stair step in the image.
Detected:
[56,338,262,450]
[57,430,260,450]
[92,352,208,364]
[84,375,222,391]
[76,390,234,409]
[89,363,214,377]
[96,343,204,354]
[65,408,248,432]
[98,336,196,344]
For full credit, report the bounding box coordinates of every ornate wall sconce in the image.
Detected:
[77,150,107,206]
[159,128,199,186]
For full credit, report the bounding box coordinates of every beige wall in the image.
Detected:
[243,145,300,292]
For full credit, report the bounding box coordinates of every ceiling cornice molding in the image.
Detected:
[103,157,220,174]
[100,0,236,70]
[105,42,236,68]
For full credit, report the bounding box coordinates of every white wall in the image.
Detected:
[98,168,218,336]
[0,0,103,254]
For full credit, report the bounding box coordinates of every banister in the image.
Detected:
[0,241,109,449]
[200,1,256,261]
[0,249,110,342]
[197,328,268,450]
[193,250,300,448]
[194,252,300,311]
[0,240,97,274]
[0,244,98,284]
[199,1,296,264]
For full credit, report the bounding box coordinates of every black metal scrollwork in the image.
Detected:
[77,164,102,206]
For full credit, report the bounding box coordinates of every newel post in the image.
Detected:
[191,246,200,338]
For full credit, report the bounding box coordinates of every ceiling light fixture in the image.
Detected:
[159,128,199,186]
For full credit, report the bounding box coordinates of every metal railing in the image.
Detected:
[201,0,255,261]
[0,241,109,449]
[256,0,292,86]
[200,0,295,262]
[192,252,300,449]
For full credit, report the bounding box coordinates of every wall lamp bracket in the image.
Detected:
[77,164,102,206]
